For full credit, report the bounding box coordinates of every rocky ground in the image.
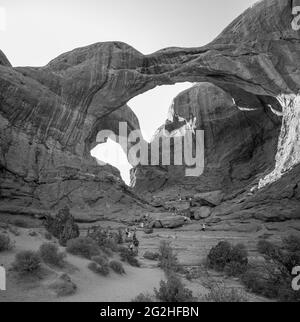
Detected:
[0,207,283,302]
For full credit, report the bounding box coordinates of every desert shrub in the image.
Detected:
[0,233,13,252]
[241,266,282,299]
[87,226,119,252]
[12,218,29,228]
[100,246,114,257]
[257,239,281,260]
[143,251,159,261]
[88,255,110,276]
[109,260,125,274]
[49,273,77,297]
[207,241,232,271]
[131,293,153,302]
[203,285,248,302]
[283,235,300,252]
[45,207,79,246]
[103,238,119,252]
[66,237,100,259]
[185,266,203,281]
[154,274,194,302]
[119,246,140,267]
[44,232,52,240]
[39,243,65,267]
[207,241,248,276]
[224,261,248,277]
[243,236,300,301]
[12,250,41,273]
[230,244,248,263]
[158,241,179,273]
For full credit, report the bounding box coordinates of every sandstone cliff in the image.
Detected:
[0,0,299,222]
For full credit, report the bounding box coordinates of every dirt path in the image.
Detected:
[0,228,165,302]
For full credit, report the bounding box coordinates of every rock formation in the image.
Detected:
[133,82,282,193]
[0,0,300,225]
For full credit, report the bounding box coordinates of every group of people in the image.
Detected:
[125,227,139,255]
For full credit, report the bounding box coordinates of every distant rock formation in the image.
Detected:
[0,0,299,221]
[133,83,282,193]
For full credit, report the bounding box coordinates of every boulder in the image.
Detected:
[164,200,191,216]
[193,207,212,220]
[148,213,185,229]
[193,191,224,206]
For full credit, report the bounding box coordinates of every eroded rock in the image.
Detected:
[193,207,212,220]
[148,213,186,229]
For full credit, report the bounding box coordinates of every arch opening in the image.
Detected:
[90,82,195,185]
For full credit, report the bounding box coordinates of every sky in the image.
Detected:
[0,0,258,184]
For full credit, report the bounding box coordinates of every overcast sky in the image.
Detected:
[0,0,259,184]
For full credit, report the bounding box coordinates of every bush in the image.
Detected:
[143,251,159,261]
[257,239,281,260]
[39,243,65,267]
[158,241,179,273]
[241,266,280,299]
[154,274,194,302]
[283,235,300,251]
[119,247,140,267]
[103,238,119,252]
[243,236,300,301]
[44,232,52,240]
[207,241,232,271]
[204,285,248,302]
[88,255,110,276]
[49,273,77,297]
[224,261,248,277]
[12,250,41,273]
[131,293,153,302]
[207,241,248,276]
[109,260,125,274]
[66,237,100,259]
[45,207,79,246]
[0,234,13,252]
[87,226,119,252]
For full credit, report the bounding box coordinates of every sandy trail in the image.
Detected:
[60,254,164,302]
[0,228,165,302]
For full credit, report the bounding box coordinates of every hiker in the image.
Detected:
[133,236,139,254]
[202,223,206,232]
[129,243,135,254]
[133,228,137,238]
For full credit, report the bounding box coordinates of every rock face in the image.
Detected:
[0,0,300,221]
[0,50,11,67]
[133,83,281,193]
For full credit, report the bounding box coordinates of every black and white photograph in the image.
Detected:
[0,0,300,307]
